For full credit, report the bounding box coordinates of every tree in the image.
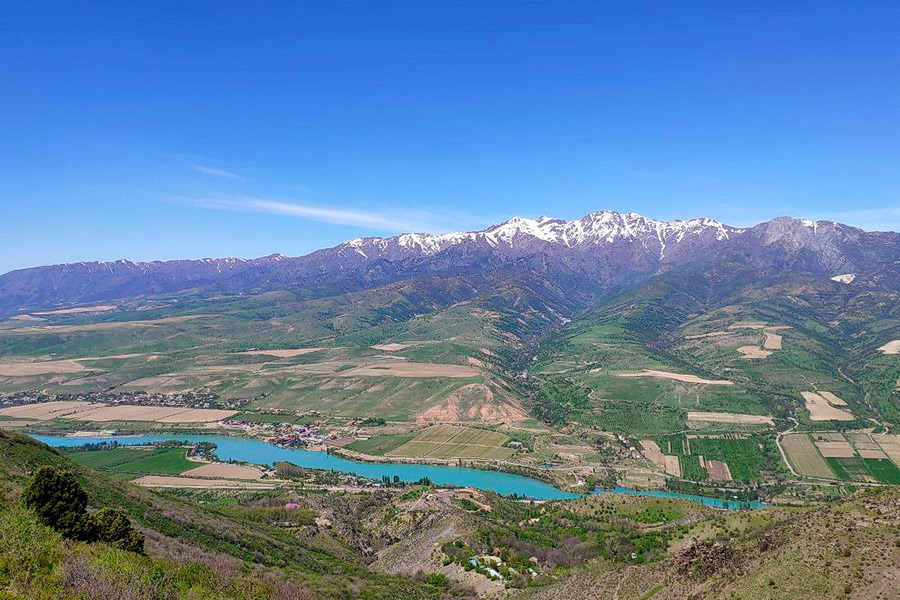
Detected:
[21,466,93,541]
[21,466,144,554]
[92,507,145,554]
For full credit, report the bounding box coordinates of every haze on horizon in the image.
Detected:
[2,1,899,273]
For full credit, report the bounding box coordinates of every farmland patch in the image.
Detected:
[802,392,854,421]
[781,434,835,478]
[615,370,733,386]
[386,424,514,460]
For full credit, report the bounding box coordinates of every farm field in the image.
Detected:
[801,391,854,421]
[657,434,770,483]
[132,475,277,489]
[181,463,263,480]
[0,401,236,423]
[346,434,416,456]
[686,411,773,426]
[66,446,197,478]
[614,370,733,385]
[782,433,835,478]
[782,432,900,483]
[386,424,515,460]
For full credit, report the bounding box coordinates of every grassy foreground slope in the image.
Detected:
[0,430,457,600]
[521,489,900,600]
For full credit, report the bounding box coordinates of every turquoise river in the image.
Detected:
[31,433,766,509]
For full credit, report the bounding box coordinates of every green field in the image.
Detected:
[346,433,416,456]
[67,446,196,478]
[864,458,900,484]
[825,457,872,482]
[386,425,515,460]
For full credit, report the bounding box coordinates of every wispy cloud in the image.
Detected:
[193,196,465,233]
[192,164,245,179]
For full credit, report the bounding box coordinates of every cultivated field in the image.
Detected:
[237,348,324,358]
[132,475,276,489]
[664,455,681,476]
[728,322,769,329]
[386,424,515,460]
[0,353,145,377]
[684,331,733,340]
[640,440,665,465]
[781,434,835,478]
[801,391,854,421]
[763,332,783,350]
[0,401,102,420]
[32,305,117,315]
[181,463,263,480]
[336,361,480,378]
[687,411,773,425]
[371,343,415,351]
[814,440,856,458]
[737,346,772,359]
[877,340,900,354]
[819,391,848,406]
[0,359,88,376]
[616,370,733,386]
[0,401,235,423]
[874,435,900,465]
[706,459,732,481]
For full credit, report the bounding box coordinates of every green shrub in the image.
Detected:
[21,465,94,541]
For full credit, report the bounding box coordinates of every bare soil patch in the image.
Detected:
[687,411,773,425]
[616,369,733,386]
[763,332,783,350]
[819,391,848,406]
[815,440,856,458]
[684,331,733,340]
[874,435,900,467]
[7,315,209,335]
[877,340,900,355]
[132,475,276,489]
[640,440,665,466]
[371,343,414,351]
[0,360,87,376]
[664,455,681,477]
[70,405,236,423]
[416,383,527,424]
[9,315,45,322]
[337,361,479,378]
[706,460,732,482]
[156,409,238,423]
[728,322,769,329]
[0,420,36,427]
[858,448,889,459]
[802,391,855,421]
[0,401,102,420]
[237,348,323,358]
[737,346,772,359]
[180,463,263,480]
[33,305,117,315]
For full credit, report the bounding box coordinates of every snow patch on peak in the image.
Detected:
[336,210,740,261]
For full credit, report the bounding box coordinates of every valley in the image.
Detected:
[3,211,900,597]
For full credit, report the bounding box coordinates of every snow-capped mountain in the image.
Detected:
[337,211,740,262]
[1,211,898,315]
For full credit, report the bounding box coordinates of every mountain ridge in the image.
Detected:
[2,210,897,316]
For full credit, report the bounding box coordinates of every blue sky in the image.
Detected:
[2,1,899,273]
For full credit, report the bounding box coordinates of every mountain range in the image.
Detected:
[2,210,899,316]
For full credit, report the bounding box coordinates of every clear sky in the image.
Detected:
[2,1,899,273]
